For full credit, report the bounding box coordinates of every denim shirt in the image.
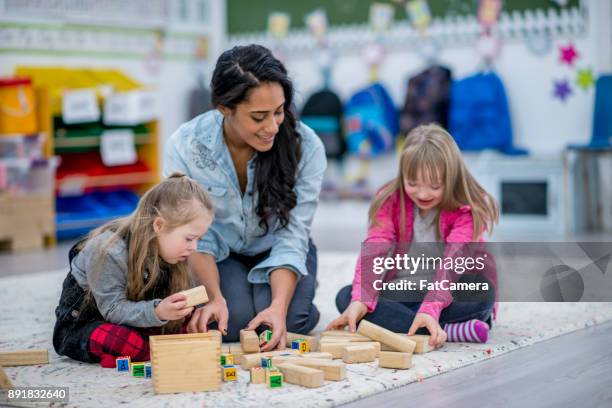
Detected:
[163,110,327,283]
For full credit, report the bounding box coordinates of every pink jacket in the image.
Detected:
[350,189,495,321]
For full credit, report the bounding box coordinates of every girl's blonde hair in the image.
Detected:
[368,124,498,241]
[82,172,214,332]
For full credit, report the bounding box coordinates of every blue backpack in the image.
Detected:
[449,72,527,155]
[344,82,399,158]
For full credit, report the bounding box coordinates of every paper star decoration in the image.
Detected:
[559,44,579,66]
[553,79,572,102]
[576,68,595,90]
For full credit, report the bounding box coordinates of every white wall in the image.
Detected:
[280,2,604,155]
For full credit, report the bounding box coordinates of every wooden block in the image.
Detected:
[320,330,371,341]
[221,344,231,354]
[320,341,381,359]
[220,354,234,366]
[116,356,131,372]
[222,365,238,382]
[240,349,299,370]
[378,351,413,369]
[150,332,220,393]
[407,335,433,354]
[179,285,209,308]
[299,352,333,360]
[131,362,146,377]
[276,363,325,388]
[259,329,273,346]
[286,332,318,351]
[0,366,13,390]
[250,367,266,384]
[145,362,152,378]
[342,344,377,364]
[0,349,48,366]
[266,371,283,388]
[271,357,346,381]
[228,345,244,365]
[291,339,309,353]
[357,320,416,353]
[208,329,222,344]
[240,330,260,353]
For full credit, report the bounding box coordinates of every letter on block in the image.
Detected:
[131,362,146,377]
[286,332,318,351]
[250,367,266,384]
[378,351,413,369]
[357,320,416,353]
[222,365,237,382]
[342,344,377,363]
[220,354,234,366]
[276,363,325,388]
[179,285,209,308]
[266,371,283,388]
[259,329,273,346]
[116,356,131,372]
[240,330,260,353]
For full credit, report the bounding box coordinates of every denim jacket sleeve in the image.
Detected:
[163,122,230,261]
[248,123,327,283]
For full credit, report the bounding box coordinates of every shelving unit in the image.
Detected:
[14,67,161,240]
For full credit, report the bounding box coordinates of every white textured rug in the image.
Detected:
[1,252,612,408]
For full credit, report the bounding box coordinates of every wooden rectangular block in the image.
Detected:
[320,330,371,341]
[179,285,209,308]
[240,330,260,353]
[0,349,48,366]
[0,366,12,390]
[407,335,433,353]
[240,349,299,370]
[286,332,318,351]
[276,363,325,388]
[378,351,413,369]
[320,341,381,359]
[342,344,377,364]
[222,365,237,382]
[298,352,333,360]
[357,320,416,353]
[150,332,220,393]
[250,367,266,384]
[271,357,346,381]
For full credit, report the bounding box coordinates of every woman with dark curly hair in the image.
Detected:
[164,44,326,350]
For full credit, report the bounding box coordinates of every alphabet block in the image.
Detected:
[222,365,237,382]
[250,367,266,384]
[240,330,260,353]
[116,356,131,372]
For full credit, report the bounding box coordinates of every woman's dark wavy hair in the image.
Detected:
[211,44,301,234]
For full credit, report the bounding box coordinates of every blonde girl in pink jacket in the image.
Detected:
[327,124,499,348]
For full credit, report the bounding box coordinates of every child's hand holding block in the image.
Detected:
[179,285,209,308]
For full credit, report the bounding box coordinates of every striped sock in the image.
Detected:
[444,319,489,343]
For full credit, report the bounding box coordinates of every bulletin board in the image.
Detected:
[227,0,580,34]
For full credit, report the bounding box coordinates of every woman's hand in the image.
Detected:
[186,296,229,334]
[408,312,447,348]
[325,301,368,332]
[246,303,288,352]
[154,293,194,321]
